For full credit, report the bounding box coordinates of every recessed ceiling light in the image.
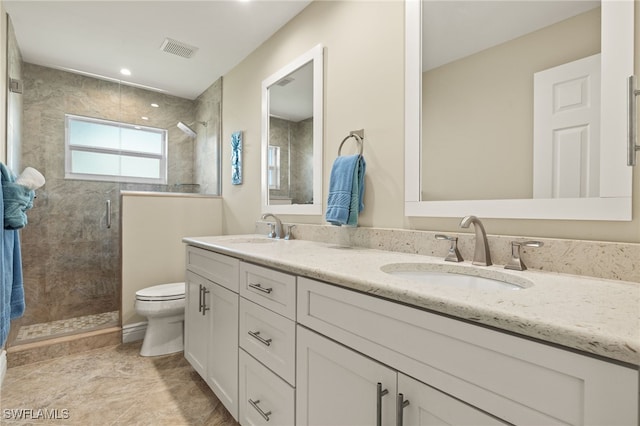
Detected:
[120,68,131,76]
[141,116,149,121]
[150,103,159,108]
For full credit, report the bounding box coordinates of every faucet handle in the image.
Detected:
[267,223,276,239]
[284,224,296,240]
[435,234,464,262]
[505,240,543,271]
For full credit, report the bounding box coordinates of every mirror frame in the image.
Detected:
[261,44,324,215]
[405,0,634,220]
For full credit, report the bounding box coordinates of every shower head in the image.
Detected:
[177,121,197,138]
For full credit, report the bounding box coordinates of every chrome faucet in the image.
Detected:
[260,213,283,239]
[459,215,492,266]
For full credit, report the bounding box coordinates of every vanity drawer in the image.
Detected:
[297,277,638,426]
[239,262,296,320]
[239,298,296,385]
[186,246,240,293]
[239,349,295,426]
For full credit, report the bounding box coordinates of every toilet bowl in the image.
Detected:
[134,282,185,357]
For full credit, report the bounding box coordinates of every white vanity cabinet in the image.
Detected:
[238,262,297,425]
[184,247,240,421]
[183,242,638,426]
[297,277,638,426]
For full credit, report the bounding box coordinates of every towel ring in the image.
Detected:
[338,130,364,156]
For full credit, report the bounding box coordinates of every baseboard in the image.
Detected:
[0,349,7,388]
[122,322,147,344]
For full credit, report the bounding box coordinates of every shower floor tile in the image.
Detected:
[15,311,119,343]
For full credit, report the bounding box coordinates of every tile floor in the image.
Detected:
[1,342,239,425]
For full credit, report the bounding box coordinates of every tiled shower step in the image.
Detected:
[7,327,122,367]
[15,311,119,343]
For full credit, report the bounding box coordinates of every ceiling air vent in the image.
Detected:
[277,77,295,87]
[160,38,198,59]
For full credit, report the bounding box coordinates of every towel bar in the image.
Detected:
[338,129,364,156]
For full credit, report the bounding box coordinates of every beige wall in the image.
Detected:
[121,194,222,326]
[223,1,405,234]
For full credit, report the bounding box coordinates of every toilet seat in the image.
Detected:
[136,282,185,302]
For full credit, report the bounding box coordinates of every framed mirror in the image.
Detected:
[261,44,323,215]
[405,0,634,220]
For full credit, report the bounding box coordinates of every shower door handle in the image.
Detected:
[106,200,112,229]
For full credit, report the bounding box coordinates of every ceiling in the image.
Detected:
[4,0,312,100]
[269,60,313,122]
[4,1,601,99]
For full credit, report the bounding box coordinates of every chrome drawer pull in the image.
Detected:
[248,399,272,421]
[248,330,272,347]
[201,287,210,316]
[376,382,389,426]
[396,393,410,426]
[198,284,203,313]
[249,282,273,294]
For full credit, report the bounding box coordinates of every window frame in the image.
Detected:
[267,145,281,190]
[64,114,168,184]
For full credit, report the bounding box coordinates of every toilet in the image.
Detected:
[134,282,186,357]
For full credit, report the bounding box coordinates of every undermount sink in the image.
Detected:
[381,263,532,291]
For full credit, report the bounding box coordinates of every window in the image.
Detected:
[65,114,168,184]
[267,145,281,190]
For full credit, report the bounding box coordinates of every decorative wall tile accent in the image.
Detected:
[231,131,243,185]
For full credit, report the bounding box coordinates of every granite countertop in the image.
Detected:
[183,234,640,366]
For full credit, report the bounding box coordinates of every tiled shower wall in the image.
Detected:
[8,63,222,346]
[269,116,313,204]
[194,78,223,195]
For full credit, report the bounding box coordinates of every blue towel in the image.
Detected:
[1,163,34,230]
[326,154,366,226]
[0,163,25,348]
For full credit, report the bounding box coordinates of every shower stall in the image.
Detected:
[5,53,222,349]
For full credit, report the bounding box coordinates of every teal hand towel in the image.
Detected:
[326,155,366,226]
[347,156,366,226]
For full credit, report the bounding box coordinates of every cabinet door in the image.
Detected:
[398,374,506,426]
[296,326,397,426]
[184,271,210,378]
[207,282,240,421]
